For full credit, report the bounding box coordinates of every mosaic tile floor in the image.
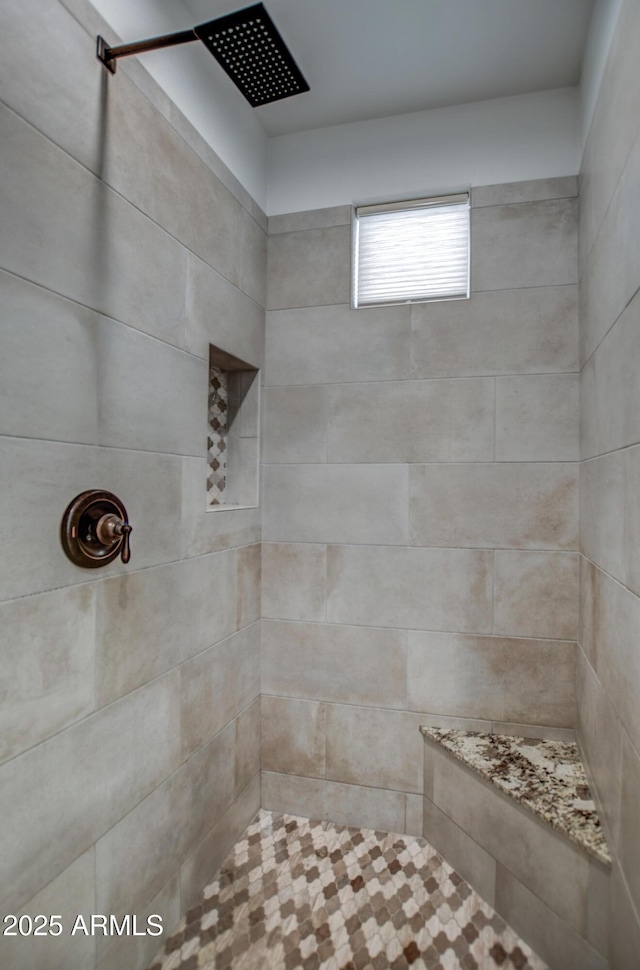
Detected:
[421,728,610,866]
[148,810,547,970]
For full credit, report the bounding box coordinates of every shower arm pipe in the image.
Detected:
[97,30,197,74]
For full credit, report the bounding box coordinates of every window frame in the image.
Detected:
[351,192,471,309]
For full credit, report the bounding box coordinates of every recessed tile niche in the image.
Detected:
[207,345,260,510]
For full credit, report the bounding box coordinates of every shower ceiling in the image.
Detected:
[180,0,595,135]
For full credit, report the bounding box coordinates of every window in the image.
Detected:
[352,193,470,308]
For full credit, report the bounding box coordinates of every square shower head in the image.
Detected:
[194,3,309,106]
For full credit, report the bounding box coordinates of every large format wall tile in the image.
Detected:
[410,463,578,550]
[262,543,327,621]
[96,317,206,457]
[408,632,575,726]
[472,198,578,291]
[494,551,579,640]
[0,270,98,444]
[180,624,260,761]
[263,464,409,544]
[581,291,640,459]
[96,552,237,705]
[0,671,181,913]
[261,695,326,778]
[472,177,577,208]
[328,379,494,463]
[96,877,180,970]
[180,458,261,559]
[576,651,624,849]
[1,850,96,970]
[263,386,328,463]
[95,724,235,919]
[325,705,424,794]
[617,733,640,916]
[495,374,579,461]
[265,304,410,386]
[267,226,351,309]
[184,253,264,367]
[0,584,96,765]
[0,104,188,348]
[262,619,407,708]
[411,285,578,378]
[327,545,493,632]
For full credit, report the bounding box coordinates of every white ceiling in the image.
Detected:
[181,0,595,136]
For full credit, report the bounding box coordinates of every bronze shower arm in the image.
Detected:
[97,30,197,74]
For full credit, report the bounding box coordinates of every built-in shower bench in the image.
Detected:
[420,727,611,970]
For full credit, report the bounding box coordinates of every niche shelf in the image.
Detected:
[207,345,260,510]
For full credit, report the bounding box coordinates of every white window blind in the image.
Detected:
[352,194,470,308]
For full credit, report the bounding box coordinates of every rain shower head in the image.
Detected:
[97,2,308,107]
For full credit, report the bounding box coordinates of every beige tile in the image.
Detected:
[267,225,351,309]
[494,550,579,640]
[105,71,246,289]
[265,304,410,386]
[579,0,640,269]
[184,253,264,367]
[262,619,407,709]
[0,584,96,765]
[179,774,260,913]
[576,650,623,849]
[96,551,237,706]
[237,542,261,629]
[408,632,575,726]
[411,285,578,378]
[180,624,260,761]
[585,859,611,960]
[0,103,188,347]
[261,770,325,820]
[261,696,325,778]
[579,560,640,754]
[2,850,96,970]
[618,733,640,916]
[268,206,352,234]
[0,270,98,443]
[411,463,578,550]
[264,464,409,545]
[472,176,577,207]
[0,671,181,913]
[262,386,328,463]
[433,749,590,929]
[324,781,406,833]
[96,317,206,457]
[423,796,496,906]
[404,794,424,838]
[581,291,640,459]
[95,723,235,918]
[180,457,261,559]
[238,206,267,308]
[0,437,98,599]
[610,862,640,970]
[327,544,493,633]
[262,543,327,621]
[325,704,424,794]
[328,379,494,463]
[235,697,261,799]
[580,135,640,367]
[472,197,577,290]
[580,451,627,591]
[96,877,180,970]
[495,864,605,970]
[492,723,576,742]
[0,0,105,175]
[496,374,579,461]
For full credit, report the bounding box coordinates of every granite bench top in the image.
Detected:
[420,727,611,866]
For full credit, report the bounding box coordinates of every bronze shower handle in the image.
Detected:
[61,490,133,568]
[96,513,132,564]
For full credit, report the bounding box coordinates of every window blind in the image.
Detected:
[352,194,470,308]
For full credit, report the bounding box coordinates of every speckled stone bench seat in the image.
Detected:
[420,726,611,970]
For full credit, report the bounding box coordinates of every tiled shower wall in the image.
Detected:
[0,1,264,968]
[261,178,580,835]
[577,0,640,963]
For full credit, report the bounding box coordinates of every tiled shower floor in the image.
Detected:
[148,810,546,970]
